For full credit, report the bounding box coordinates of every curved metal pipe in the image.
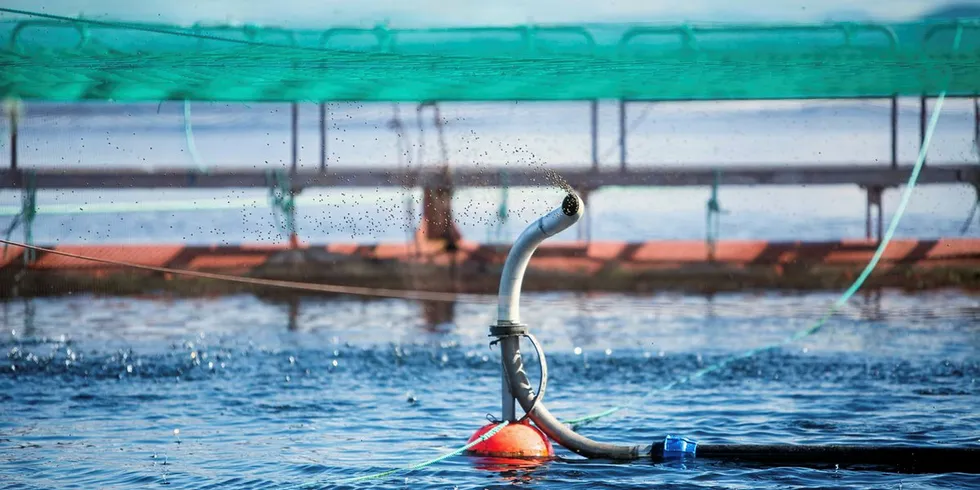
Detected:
[497,193,583,324]
[497,193,583,420]
[495,192,649,460]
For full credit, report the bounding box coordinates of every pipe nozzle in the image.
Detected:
[561,193,581,217]
[537,192,583,239]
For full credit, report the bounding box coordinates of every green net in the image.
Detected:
[2,8,980,102]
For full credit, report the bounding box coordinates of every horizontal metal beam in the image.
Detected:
[1,164,978,190]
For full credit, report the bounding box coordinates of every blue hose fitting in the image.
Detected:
[656,435,698,461]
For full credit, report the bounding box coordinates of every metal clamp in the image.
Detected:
[489,322,547,422]
[489,322,528,341]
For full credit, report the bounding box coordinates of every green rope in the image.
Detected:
[266,169,297,240]
[2,170,36,265]
[564,88,952,429]
[961,184,979,235]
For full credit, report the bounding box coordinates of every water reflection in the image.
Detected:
[705,292,717,320]
[2,298,35,338]
[421,300,456,333]
[23,298,34,338]
[859,289,883,321]
[468,456,550,484]
[258,295,459,335]
[567,292,600,347]
[287,296,300,332]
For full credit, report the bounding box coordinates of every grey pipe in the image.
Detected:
[496,193,583,324]
[501,335,648,460]
[495,192,649,460]
[496,192,584,421]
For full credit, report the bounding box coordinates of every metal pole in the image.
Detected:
[9,104,17,170]
[291,102,299,174]
[619,99,627,172]
[319,102,327,173]
[496,193,583,422]
[974,96,979,158]
[919,95,927,167]
[876,190,884,244]
[590,100,599,170]
[501,361,516,421]
[865,188,872,239]
[289,102,300,249]
[890,96,898,169]
[433,103,449,165]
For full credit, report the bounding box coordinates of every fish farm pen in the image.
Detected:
[1,6,980,489]
[2,105,979,298]
[2,15,980,298]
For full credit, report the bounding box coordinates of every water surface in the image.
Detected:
[1,290,978,488]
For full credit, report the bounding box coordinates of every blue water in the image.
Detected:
[1,291,978,488]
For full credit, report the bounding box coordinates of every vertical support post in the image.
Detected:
[319,102,327,173]
[10,170,37,265]
[865,187,872,240]
[866,186,884,243]
[706,169,721,261]
[291,102,299,174]
[289,103,300,249]
[432,103,449,165]
[919,95,927,167]
[502,365,516,421]
[590,100,599,170]
[415,165,461,253]
[973,96,979,158]
[618,99,627,172]
[877,189,884,244]
[9,102,18,170]
[890,96,898,169]
[414,102,460,255]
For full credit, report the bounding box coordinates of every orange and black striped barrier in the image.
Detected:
[1,238,978,298]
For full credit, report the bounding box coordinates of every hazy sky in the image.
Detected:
[0,0,972,27]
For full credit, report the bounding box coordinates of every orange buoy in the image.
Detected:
[466,420,554,459]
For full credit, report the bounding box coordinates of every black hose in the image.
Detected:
[516,333,547,423]
[655,443,980,474]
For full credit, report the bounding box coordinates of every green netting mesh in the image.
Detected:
[2,8,980,102]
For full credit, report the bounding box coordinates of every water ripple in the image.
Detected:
[0,291,978,488]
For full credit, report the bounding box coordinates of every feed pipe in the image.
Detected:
[494,192,650,460]
[490,193,980,472]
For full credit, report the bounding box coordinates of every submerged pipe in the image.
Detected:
[493,193,980,470]
[495,192,649,460]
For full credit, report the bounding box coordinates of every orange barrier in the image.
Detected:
[1,239,977,274]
